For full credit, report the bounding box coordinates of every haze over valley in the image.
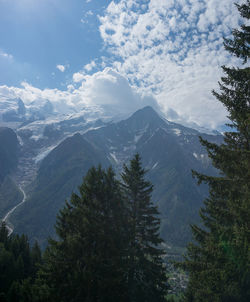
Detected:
[0,1,249,301]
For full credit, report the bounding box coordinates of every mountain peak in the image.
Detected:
[123,106,166,130]
[133,106,159,117]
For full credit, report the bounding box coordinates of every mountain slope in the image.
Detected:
[0,127,23,218]
[12,133,110,247]
[12,106,223,248]
[0,127,20,181]
[84,106,221,245]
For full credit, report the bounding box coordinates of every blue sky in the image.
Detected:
[0,0,110,88]
[0,0,244,129]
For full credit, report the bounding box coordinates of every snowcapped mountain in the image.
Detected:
[2,106,223,249]
[0,97,54,123]
[0,95,132,127]
[83,106,213,171]
[0,96,135,168]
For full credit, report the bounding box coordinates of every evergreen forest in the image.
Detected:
[0,1,249,301]
[178,1,250,301]
[1,154,168,302]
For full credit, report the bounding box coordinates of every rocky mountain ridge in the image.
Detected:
[0,106,223,248]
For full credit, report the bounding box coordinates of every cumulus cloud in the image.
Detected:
[0,82,80,115]
[98,0,243,128]
[0,69,159,117]
[73,60,97,83]
[73,72,86,83]
[56,64,66,72]
[76,68,159,113]
[0,0,245,130]
[0,82,69,104]
[84,60,96,72]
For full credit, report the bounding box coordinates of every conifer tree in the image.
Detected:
[121,154,168,302]
[180,1,250,301]
[38,166,128,302]
[0,222,42,302]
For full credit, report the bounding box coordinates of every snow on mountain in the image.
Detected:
[34,144,59,164]
[0,97,222,199]
[172,128,181,136]
[0,96,19,113]
[10,106,223,249]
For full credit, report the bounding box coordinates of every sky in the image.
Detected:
[0,0,245,130]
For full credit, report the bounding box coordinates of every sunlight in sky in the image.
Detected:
[0,0,244,129]
[8,0,49,13]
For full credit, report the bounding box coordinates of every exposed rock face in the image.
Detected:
[8,107,222,248]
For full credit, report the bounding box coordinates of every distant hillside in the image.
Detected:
[12,133,110,247]
[11,107,223,248]
[0,127,19,182]
[0,127,22,218]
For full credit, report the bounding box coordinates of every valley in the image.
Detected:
[0,102,223,250]
[2,186,26,236]
[0,2,248,300]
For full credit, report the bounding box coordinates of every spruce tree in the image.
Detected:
[38,166,128,302]
[180,1,250,301]
[121,154,168,302]
[0,222,42,302]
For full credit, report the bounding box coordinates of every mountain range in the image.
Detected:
[0,103,223,249]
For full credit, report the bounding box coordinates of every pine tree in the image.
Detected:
[0,222,42,302]
[121,154,168,302]
[38,166,128,302]
[180,1,250,301]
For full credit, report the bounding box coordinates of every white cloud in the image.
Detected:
[0,49,13,60]
[76,68,159,113]
[98,0,243,128]
[0,69,159,117]
[84,60,96,72]
[67,84,75,91]
[56,64,66,72]
[73,60,97,83]
[73,72,86,83]
[81,9,94,24]
[86,10,93,16]
[0,0,245,130]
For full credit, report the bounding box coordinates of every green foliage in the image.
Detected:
[37,166,128,302]
[167,294,185,302]
[12,107,222,249]
[0,222,42,302]
[12,133,110,249]
[121,153,168,301]
[179,2,250,301]
[37,156,168,301]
